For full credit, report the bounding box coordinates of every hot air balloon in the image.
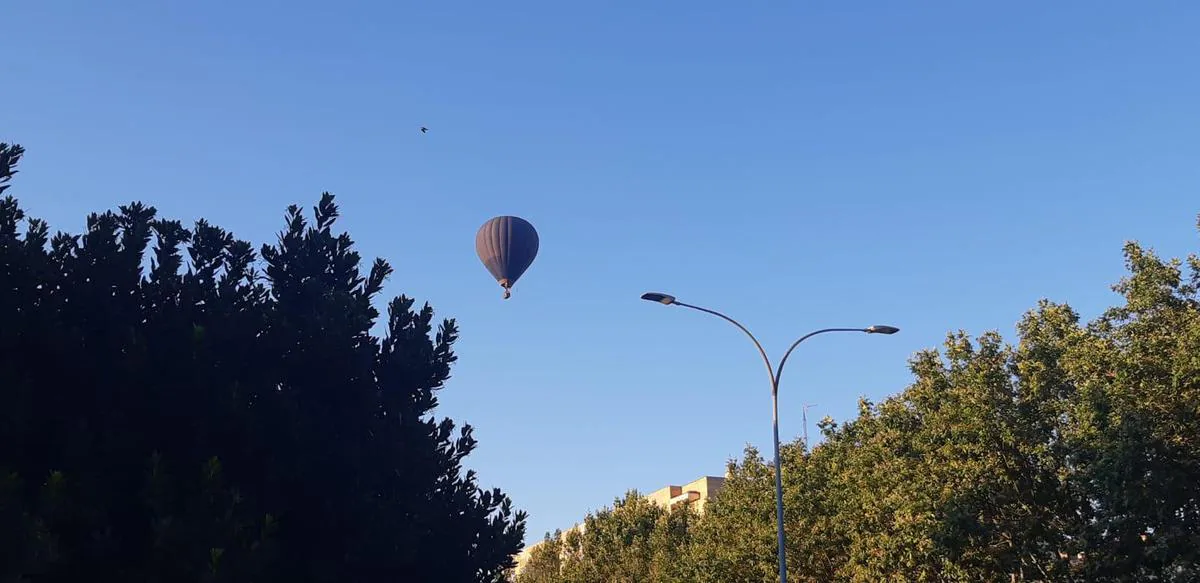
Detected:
[475,216,539,299]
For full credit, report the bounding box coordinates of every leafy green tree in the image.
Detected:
[696,327,1094,582]
[513,531,563,583]
[687,448,777,583]
[559,492,661,583]
[687,219,1200,582]
[0,142,525,582]
[512,213,1200,583]
[513,492,696,583]
[515,210,1200,583]
[1057,238,1200,581]
[646,498,695,583]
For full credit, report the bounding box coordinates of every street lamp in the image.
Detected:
[640,292,897,583]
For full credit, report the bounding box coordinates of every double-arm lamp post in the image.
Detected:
[640,292,898,583]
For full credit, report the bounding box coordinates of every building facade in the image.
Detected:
[643,475,725,515]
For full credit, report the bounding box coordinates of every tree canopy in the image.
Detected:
[513,212,1200,582]
[5,139,1198,582]
[0,142,526,582]
[514,491,695,583]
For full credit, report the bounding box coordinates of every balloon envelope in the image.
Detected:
[475,216,539,299]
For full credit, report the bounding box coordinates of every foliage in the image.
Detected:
[512,531,563,583]
[511,210,1200,582]
[6,138,1199,582]
[686,447,777,583]
[1063,238,1200,580]
[514,492,695,583]
[688,222,1200,582]
[0,142,525,582]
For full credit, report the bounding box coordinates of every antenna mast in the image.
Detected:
[802,403,817,448]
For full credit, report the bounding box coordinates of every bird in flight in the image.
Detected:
[420,126,428,134]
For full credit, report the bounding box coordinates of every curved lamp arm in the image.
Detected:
[775,328,869,389]
[674,301,778,391]
[641,292,777,390]
[640,292,897,396]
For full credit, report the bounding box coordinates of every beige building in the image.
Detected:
[643,475,724,514]
[511,475,725,578]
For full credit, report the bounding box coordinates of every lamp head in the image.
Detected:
[640,292,677,305]
[866,325,900,335]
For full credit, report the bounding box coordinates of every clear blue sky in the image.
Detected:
[6,1,1200,545]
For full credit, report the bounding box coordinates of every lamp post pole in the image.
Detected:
[640,292,898,583]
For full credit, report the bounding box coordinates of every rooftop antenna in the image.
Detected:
[802,403,817,449]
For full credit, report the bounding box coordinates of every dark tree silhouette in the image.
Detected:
[0,142,525,582]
